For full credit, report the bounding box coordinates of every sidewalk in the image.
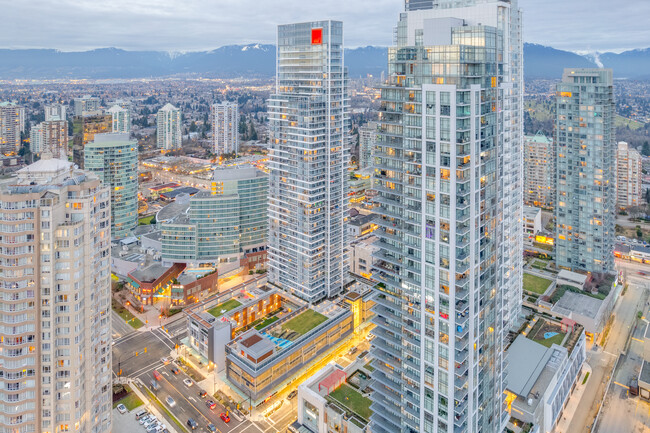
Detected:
[553,363,593,433]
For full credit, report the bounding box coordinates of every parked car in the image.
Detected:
[220,413,230,423]
[116,404,127,414]
[134,410,148,420]
[139,415,152,425]
[365,333,375,342]
[198,390,208,398]
[287,390,298,400]
[183,378,193,387]
[166,396,176,407]
[348,347,358,355]
[187,418,198,430]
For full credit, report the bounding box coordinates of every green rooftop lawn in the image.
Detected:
[138,215,155,225]
[282,309,328,336]
[523,273,552,295]
[207,299,242,317]
[532,260,548,270]
[329,384,372,420]
[255,315,280,330]
[533,332,565,348]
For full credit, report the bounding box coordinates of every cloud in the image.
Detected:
[0,0,646,52]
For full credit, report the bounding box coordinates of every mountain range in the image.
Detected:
[0,43,648,80]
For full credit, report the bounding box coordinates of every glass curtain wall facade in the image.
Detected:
[555,68,615,274]
[370,1,523,433]
[267,21,349,303]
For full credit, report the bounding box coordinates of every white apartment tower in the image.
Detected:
[370,1,523,433]
[211,102,239,156]
[74,95,101,117]
[44,104,66,122]
[616,141,642,209]
[359,122,378,170]
[107,105,131,134]
[0,155,112,433]
[0,101,25,152]
[267,21,350,303]
[29,120,68,158]
[156,103,182,151]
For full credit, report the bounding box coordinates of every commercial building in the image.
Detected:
[160,166,268,265]
[268,20,350,303]
[524,133,554,209]
[44,103,66,121]
[108,104,131,134]
[157,103,182,151]
[505,320,586,433]
[358,122,378,169]
[29,120,68,158]
[555,69,616,274]
[616,141,642,209]
[405,0,434,11]
[523,206,542,236]
[370,2,524,433]
[350,235,379,280]
[0,155,112,433]
[0,101,24,152]
[72,113,112,168]
[84,133,138,239]
[74,95,101,117]
[211,102,239,156]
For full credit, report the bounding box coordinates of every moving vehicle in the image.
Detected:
[287,390,298,400]
[206,400,217,410]
[183,378,193,387]
[207,424,217,432]
[160,357,170,365]
[153,370,162,381]
[187,418,198,430]
[198,390,208,398]
[171,367,179,375]
[220,413,230,423]
[166,396,176,407]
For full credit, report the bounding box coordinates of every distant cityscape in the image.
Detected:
[1,1,650,433]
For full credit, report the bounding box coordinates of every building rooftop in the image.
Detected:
[212,165,266,181]
[553,291,603,319]
[507,335,553,397]
[349,213,377,227]
[130,263,169,284]
[238,330,276,359]
[640,360,650,385]
[160,187,200,200]
[150,182,181,191]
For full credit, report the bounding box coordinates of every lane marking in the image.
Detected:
[614,381,629,389]
[150,328,175,351]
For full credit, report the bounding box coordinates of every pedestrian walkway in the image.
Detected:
[554,363,593,433]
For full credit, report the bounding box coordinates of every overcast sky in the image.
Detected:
[1,0,647,53]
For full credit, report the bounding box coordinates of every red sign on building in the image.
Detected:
[311,28,323,45]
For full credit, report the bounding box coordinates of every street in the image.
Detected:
[565,259,649,432]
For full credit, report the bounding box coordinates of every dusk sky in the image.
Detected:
[1,0,647,53]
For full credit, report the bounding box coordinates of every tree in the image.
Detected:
[642,141,650,157]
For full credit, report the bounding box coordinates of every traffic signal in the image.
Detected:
[144,347,147,353]
[135,351,138,357]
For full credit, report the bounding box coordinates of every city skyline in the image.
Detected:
[1,0,648,53]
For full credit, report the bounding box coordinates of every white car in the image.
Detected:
[183,378,193,387]
[116,403,127,414]
[166,396,176,407]
[160,357,170,365]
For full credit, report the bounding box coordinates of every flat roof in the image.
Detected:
[150,183,180,191]
[641,360,650,385]
[553,291,603,319]
[558,269,588,284]
[506,335,552,397]
[238,330,275,359]
[129,263,169,283]
[160,187,200,199]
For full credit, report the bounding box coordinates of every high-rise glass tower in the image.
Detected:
[267,21,349,303]
[108,104,131,134]
[211,102,239,156]
[555,68,615,274]
[0,155,113,433]
[157,103,182,151]
[405,0,435,11]
[370,1,523,432]
[84,133,138,240]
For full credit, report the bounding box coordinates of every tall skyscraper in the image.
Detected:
[0,154,112,433]
[74,95,101,117]
[44,103,66,122]
[107,104,131,134]
[370,2,523,433]
[211,102,239,156]
[358,122,378,170]
[268,21,349,303]
[616,141,642,209]
[29,120,68,158]
[524,133,555,209]
[0,101,24,152]
[405,0,434,11]
[84,133,138,239]
[555,68,615,274]
[157,103,182,151]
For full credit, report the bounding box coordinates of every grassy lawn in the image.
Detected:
[207,299,242,318]
[113,387,144,411]
[111,299,144,329]
[282,309,328,336]
[255,315,280,330]
[615,115,645,130]
[364,362,375,372]
[523,273,552,295]
[534,332,565,348]
[138,215,155,225]
[532,260,548,270]
[329,384,372,420]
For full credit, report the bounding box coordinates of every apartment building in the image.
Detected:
[157,104,182,151]
[74,95,101,117]
[616,141,642,209]
[267,21,350,303]
[555,69,615,274]
[370,1,524,432]
[0,155,112,433]
[359,122,378,170]
[107,105,131,134]
[524,133,554,209]
[0,101,25,152]
[72,114,112,168]
[44,104,66,122]
[29,120,68,158]
[211,102,239,156]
